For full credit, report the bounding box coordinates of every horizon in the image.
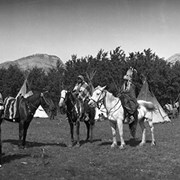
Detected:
[0,0,180,63]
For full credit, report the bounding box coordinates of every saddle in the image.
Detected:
[75,97,92,122]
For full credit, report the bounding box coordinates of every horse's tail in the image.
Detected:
[138,100,156,112]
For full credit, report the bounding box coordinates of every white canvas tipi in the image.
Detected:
[34,105,48,118]
[137,79,171,123]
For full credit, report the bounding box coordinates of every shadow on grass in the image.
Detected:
[2,153,30,165]
[3,139,67,148]
[79,138,102,146]
[99,138,153,147]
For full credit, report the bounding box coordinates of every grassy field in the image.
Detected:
[0,114,180,180]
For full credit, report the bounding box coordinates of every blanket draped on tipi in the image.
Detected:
[3,79,28,121]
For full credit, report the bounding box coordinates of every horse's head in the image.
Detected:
[89,85,106,108]
[24,90,56,118]
[59,90,76,114]
[40,91,56,116]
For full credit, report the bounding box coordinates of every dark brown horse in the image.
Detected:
[0,90,56,167]
[59,90,95,147]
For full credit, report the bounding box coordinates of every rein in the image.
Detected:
[26,99,39,116]
[26,92,52,115]
[41,92,51,107]
[95,89,122,116]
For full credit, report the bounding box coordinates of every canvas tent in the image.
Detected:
[4,79,29,120]
[137,79,171,123]
[34,105,49,118]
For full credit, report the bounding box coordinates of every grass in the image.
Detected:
[0,114,180,180]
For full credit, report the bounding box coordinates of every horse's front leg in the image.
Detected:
[139,119,146,146]
[148,121,156,146]
[89,123,94,143]
[19,121,25,148]
[117,118,125,149]
[68,120,75,147]
[109,121,118,148]
[89,114,95,143]
[75,121,80,147]
[84,121,90,141]
[19,118,31,149]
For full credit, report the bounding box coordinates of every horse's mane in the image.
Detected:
[66,91,76,104]
[26,90,41,101]
[95,86,118,102]
[105,90,120,102]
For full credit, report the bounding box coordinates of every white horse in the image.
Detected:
[88,86,157,149]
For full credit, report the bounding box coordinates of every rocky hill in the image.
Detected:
[0,54,65,71]
[166,53,180,64]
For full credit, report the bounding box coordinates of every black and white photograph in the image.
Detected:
[0,0,180,179]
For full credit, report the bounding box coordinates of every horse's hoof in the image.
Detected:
[85,138,89,142]
[75,143,80,147]
[68,144,73,148]
[131,137,138,141]
[151,141,156,146]
[86,138,93,143]
[19,146,25,149]
[111,143,117,148]
[119,145,125,150]
[139,142,145,147]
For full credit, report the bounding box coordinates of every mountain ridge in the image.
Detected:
[0,54,65,71]
[166,53,180,64]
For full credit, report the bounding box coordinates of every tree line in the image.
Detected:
[0,47,180,106]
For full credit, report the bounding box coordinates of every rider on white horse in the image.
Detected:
[120,67,139,135]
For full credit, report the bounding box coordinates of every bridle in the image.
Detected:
[41,91,55,109]
[90,88,122,116]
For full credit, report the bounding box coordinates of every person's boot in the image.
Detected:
[129,115,134,124]
[124,113,133,124]
[84,113,89,121]
[124,117,129,123]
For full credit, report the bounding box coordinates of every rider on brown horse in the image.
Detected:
[72,75,91,121]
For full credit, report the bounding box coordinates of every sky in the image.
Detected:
[0,0,180,63]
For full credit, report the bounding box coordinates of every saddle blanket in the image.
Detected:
[4,96,19,121]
